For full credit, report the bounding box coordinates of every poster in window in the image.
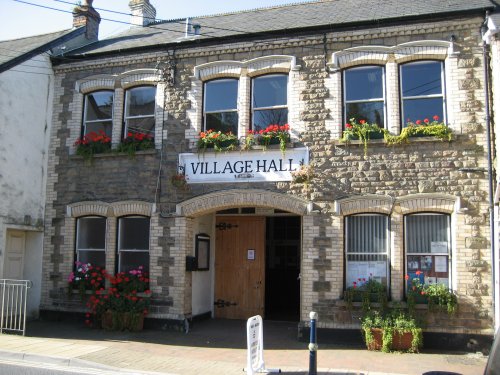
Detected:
[421,256,433,271]
[407,256,420,271]
[431,241,448,254]
[435,256,447,273]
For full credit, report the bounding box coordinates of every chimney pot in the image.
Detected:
[73,0,100,41]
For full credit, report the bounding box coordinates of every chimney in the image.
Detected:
[129,0,157,27]
[73,0,100,41]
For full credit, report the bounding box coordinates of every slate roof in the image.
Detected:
[0,28,83,72]
[70,0,496,57]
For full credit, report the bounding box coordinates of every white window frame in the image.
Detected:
[344,213,390,290]
[117,216,150,273]
[251,74,289,131]
[124,86,156,138]
[203,78,239,133]
[404,213,451,289]
[76,216,107,267]
[343,65,386,128]
[82,90,114,137]
[399,60,446,127]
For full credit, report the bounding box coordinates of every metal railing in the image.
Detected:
[0,279,32,336]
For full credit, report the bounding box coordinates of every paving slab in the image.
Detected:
[0,319,489,375]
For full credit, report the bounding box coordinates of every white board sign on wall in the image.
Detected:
[179,148,309,184]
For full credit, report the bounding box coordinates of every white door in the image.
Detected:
[5,230,25,279]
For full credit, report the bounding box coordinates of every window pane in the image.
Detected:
[85,121,113,137]
[345,66,383,101]
[77,217,106,250]
[205,112,238,134]
[85,92,113,121]
[402,61,442,97]
[78,250,105,268]
[402,97,444,125]
[126,87,156,117]
[346,102,384,126]
[406,215,449,254]
[119,217,150,250]
[119,251,149,273]
[125,117,155,136]
[345,215,388,288]
[253,108,288,131]
[253,75,288,108]
[205,80,238,112]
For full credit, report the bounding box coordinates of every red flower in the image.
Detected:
[359,119,366,124]
[415,270,422,276]
[433,115,439,121]
[346,123,352,129]
[415,120,422,125]
[405,275,409,280]
[424,118,429,124]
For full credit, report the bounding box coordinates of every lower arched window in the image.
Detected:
[345,214,389,290]
[405,213,451,288]
[117,216,150,273]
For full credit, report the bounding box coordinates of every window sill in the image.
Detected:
[71,149,157,160]
[334,136,450,147]
[195,142,297,153]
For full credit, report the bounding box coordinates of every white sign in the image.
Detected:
[431,241,448,253]
[179,148,309,184]
[248,249,255,260]
[246,315,265,375]
[435,256,448,272]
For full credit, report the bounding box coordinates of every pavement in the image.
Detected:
[0,318,489,375]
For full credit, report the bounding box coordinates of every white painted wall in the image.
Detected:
[0,54,54,317]
[191,214,215,317]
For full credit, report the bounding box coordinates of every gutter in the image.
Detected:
[481,12,497,333]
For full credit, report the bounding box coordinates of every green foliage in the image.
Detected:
[383,124,452,145]
[361,310,423,353]
[425,283,458,315]
[197,129,239,152]
[340,118,383,157]
[116,132,154,156]
[344,277,388,313]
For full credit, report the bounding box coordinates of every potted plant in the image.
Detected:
[291,164,314,185]
[68,262,106,299]
[406,270,458,316]
[83,266,151,331]
[74,130,111,160]
[344,277,388,313]
[171,173,188,190]
[116,132,154,156]
[197,129,239,152]
[383,115,452,145]
[361,310,423,353]
[340,118,383,157]
[251,124,291,152]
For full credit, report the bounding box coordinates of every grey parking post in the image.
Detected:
[309,311,318,375]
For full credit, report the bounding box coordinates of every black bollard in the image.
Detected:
[309,311,318,375]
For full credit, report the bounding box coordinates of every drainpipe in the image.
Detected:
[481,15,497,333]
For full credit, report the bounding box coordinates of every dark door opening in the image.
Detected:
[265,216,301,321]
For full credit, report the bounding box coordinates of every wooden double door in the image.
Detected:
[214,216,265,319]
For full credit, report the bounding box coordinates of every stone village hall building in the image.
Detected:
[39,0,500,344]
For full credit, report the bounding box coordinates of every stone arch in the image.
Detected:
[111,200,154,217]
[395,193,458,215]
[177,189,310,217]
[67,201,110,217]
[335,194,394,216]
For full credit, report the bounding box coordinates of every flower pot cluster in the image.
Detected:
[68,262,106,299]
[361,311,423,353]
[344,277,388,313]
[340,116,452,157]
[75,131,154,160]
[197,124,291,153]
[69,265,151,331]
[406,270,458,316]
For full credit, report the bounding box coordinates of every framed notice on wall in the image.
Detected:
[195,233,210,271]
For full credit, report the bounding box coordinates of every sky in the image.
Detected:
[0,0,314,41]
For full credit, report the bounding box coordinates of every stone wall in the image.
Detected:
[42,15,494,334]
